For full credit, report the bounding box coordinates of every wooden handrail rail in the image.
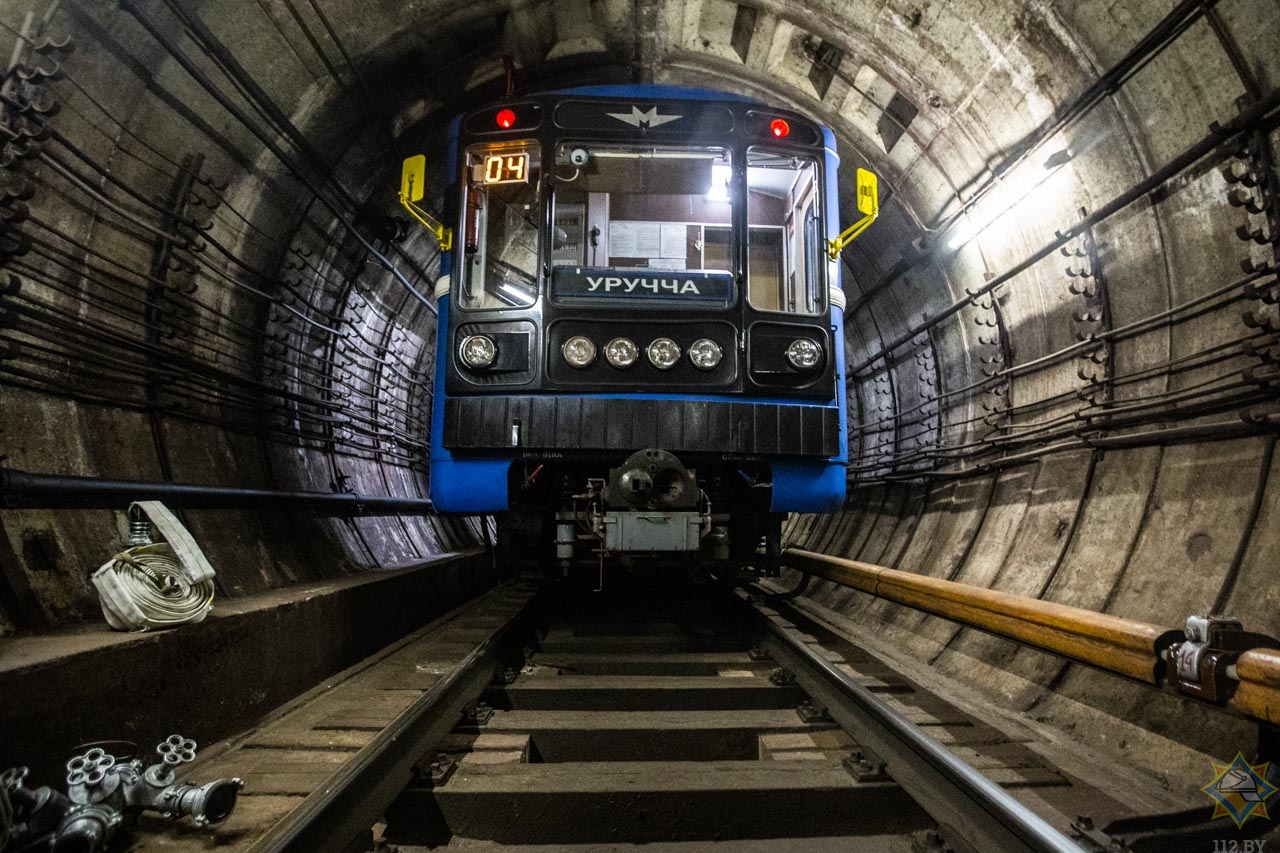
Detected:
[1234,649,1280,725]
[783,548,1280,727]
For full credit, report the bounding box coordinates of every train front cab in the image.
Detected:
[426,88,849,573]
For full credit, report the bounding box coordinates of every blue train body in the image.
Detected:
[427,85,846,571]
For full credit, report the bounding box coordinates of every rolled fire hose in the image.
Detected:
[91,502,216,631]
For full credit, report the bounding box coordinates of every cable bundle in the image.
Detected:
[91,502,217,631]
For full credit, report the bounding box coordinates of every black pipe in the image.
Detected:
[862,419,1272,484]
[0,468,433,514]
[115,1,438,317]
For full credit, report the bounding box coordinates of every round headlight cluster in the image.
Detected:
[561,335,596,368]
[646,338,681,370]
[559,335,729,371]
[605,337,639,369]
[785,338,822,371]
[459,334,497,369]
[688,338,723,370]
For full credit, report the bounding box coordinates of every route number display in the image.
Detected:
[483,153,529,185]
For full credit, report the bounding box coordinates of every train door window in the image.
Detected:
[552,144,732,280]
[746,150,823,314]
[747,229,784,311]
[703,226,732,271]
[460,141,542,310]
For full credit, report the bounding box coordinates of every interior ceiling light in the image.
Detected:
[707,163,731,202]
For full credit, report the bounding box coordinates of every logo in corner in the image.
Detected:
[605,106,682,129]
[1202,752,1277,828]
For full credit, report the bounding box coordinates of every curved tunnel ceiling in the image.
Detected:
[0,0,1277,797]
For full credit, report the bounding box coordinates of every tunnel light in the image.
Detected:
[459,335,497,369]
[770,118,790,138]
[785,338,822,371]
[947,145,1074,251]
[647,338,682,370]
[947,217,979,250]
[496,108,516,129]
[707,164,731,202]
[562,335,597,368]
[605,337,640,369]
[688,338,723,370]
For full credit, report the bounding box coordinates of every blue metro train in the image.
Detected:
[400,85,876,574]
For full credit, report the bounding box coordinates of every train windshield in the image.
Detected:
[460,141,542,310]
[550,145,734,307]
[746,150,824,314]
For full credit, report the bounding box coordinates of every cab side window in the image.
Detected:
[746,150,823,314]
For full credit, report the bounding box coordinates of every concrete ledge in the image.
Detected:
[0,549,492,782]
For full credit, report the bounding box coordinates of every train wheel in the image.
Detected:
[763,513,783,577]
[496,509,554,578]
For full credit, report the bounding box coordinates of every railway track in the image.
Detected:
[125,575,1174,852]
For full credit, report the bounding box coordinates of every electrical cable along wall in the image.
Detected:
[0,0,1274,799]
[0,2,480,632]
[789,0,1280,789]
[838,4,1280,482]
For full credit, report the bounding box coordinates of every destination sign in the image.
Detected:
[552,268,733,303]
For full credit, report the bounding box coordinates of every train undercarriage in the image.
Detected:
[496,447,784,582]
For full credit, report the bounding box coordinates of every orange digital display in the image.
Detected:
[483,153,529,185]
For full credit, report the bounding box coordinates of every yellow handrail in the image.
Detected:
[399,155,453,252]
[783,547,1280,726]
[827,167,879,260]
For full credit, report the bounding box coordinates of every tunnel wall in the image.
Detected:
[785,436,1276,784]
[0,550,491,785]
[777,0,1280,786]
[0,1,487,635]
[0,0,1275,794]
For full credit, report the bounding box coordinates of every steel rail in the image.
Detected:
[745,592,1084,853]
[249,585,538,852]
[0,468,433,515]
[783,548,1280,726]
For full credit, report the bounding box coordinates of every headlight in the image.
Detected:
[605,337,639,369]
[459,334,497,369]
[785,338,822,371]
[688,338,722,370]
[562,335,597,368]
[647,337,681,370]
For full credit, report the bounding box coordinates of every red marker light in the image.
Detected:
[496,108,516,129]
[770,118,790,138]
